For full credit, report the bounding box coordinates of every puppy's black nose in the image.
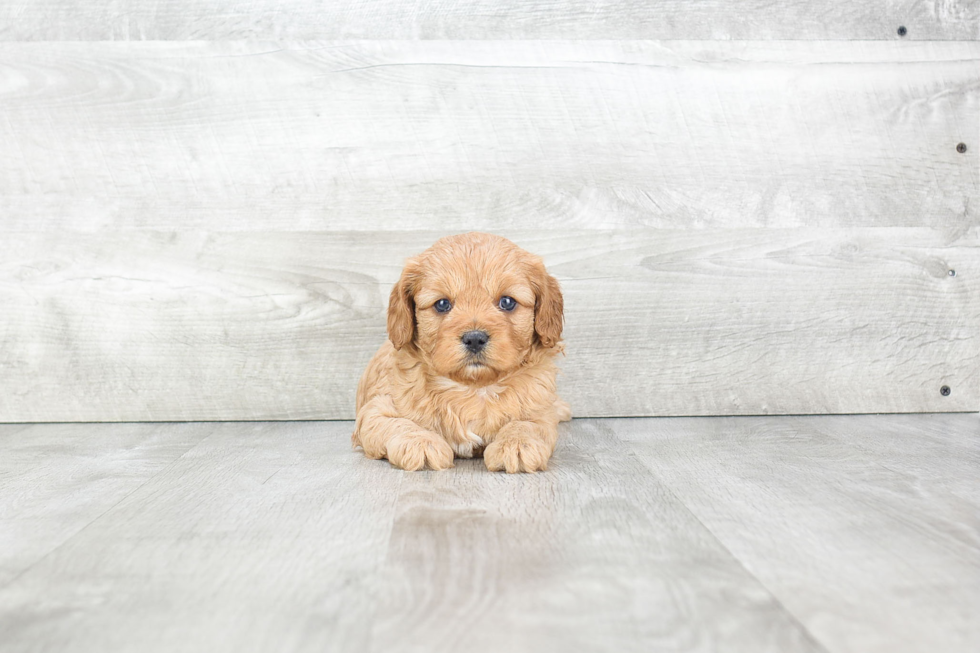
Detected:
[461,330,489,353]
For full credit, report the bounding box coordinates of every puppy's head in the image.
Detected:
[387,233,563,384]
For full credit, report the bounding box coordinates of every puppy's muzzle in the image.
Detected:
[461,330,489,355]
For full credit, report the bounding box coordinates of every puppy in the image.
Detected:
[352,232,571,473]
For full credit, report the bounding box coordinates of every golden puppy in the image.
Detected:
[352,233,570,473]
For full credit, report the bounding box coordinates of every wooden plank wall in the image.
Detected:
[1,1,978,40]
[1,3,978,420]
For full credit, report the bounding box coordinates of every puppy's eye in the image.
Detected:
[498,296,517,312]
[434,299,452,313]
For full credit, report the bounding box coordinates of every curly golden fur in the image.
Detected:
[352,233,570,473]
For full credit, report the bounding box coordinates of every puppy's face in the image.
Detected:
[387,233,563,384]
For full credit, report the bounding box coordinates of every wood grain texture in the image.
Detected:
[792,413,980,507]
[0,420,827,653]
[0,229,976,421]
[0,41,976,232]
[2,416,977,652]
[0,422,404,653]
[0,422,213,585]
[0,1,977,40]
[617,415,980,653]
[367,419,825,653]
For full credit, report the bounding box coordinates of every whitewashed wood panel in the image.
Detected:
[0,422,214,585]
[367,421,824,653]
[2,417,976,652]
[0,420,825,653]
[0,229,975,421]
[617,416,980,653]
[0,1,977,40]
[792,414,980,507]
[0,422,404,653]
[0,41,976,232]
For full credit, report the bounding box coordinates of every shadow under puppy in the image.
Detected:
[353,232,571,473]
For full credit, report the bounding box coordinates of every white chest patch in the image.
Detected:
[432,377,502,458]
[452,430,486,458]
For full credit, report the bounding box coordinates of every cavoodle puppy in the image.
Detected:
[352,232,571,473]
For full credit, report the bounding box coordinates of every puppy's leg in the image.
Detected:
[484,420,558,473]
[354,396,454,471]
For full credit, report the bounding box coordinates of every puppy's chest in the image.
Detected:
[450,385,508,426]
[438,383,510,452]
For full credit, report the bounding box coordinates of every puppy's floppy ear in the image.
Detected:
[387,258,421,350]
[532,261,564,349]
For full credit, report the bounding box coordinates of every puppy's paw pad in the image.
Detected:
[484,437,549,474]
[387,432,455,471]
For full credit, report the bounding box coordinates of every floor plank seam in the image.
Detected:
[0,423,220,591]
[615,430,835,653]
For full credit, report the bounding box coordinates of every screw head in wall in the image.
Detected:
[897,26,907,36]
[957,143,967,153]
[940,386,951,397]
[948,269,956,277]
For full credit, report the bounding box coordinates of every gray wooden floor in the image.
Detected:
[0,415,977,653]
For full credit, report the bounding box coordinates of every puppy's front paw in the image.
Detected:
[386,431,455,471]
[484,434,551,474]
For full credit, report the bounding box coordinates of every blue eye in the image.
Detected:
[498,296,517,311]
[434,299,452,313]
